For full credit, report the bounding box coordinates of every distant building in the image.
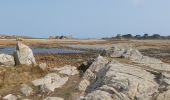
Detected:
[48,35,73,40]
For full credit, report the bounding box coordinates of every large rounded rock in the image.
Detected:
[0,54,15,66]
[13,42,37,66]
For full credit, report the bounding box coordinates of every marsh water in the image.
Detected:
[0,46,84,54]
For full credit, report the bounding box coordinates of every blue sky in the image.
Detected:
[0,0,170,38]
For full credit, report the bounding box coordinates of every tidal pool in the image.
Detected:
[0,46,84,54]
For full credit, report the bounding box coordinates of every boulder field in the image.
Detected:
[1,43,170,100]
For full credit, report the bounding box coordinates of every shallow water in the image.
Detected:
[0,46,84,54]
[68,44,111,50]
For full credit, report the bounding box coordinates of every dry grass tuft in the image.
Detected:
[0,65,47,95]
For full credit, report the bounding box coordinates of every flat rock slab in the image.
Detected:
[105,46,170,72]
[53,65,79,75]
[3,94,17,100]
[32,73,68,92]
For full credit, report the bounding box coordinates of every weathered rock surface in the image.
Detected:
[78,59,94,73]
[32,73,68,92]
[102,46,143,60]
[156,89,170,100]
[102,46,126,58]
[3,94,17,100]
[103,46,170,71]
[53,65,79,75]
[79,55,109,91]
[0,54,15,66]
[20,84,33,96]
[14,42,37,66]
[79,56,170,100]
[44,97,64,100]
[84,90,114,100]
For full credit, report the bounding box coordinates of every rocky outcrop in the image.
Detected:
[102,46,144,60]
[78,59,94,73]
[53,65,79,76]
[79,55,109,91]
[13,42,37,66]
[32,73,68,92]
[103,46,170,71]
[0,54,15,66]
[102,46,126,58]
[79,56,170,100]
